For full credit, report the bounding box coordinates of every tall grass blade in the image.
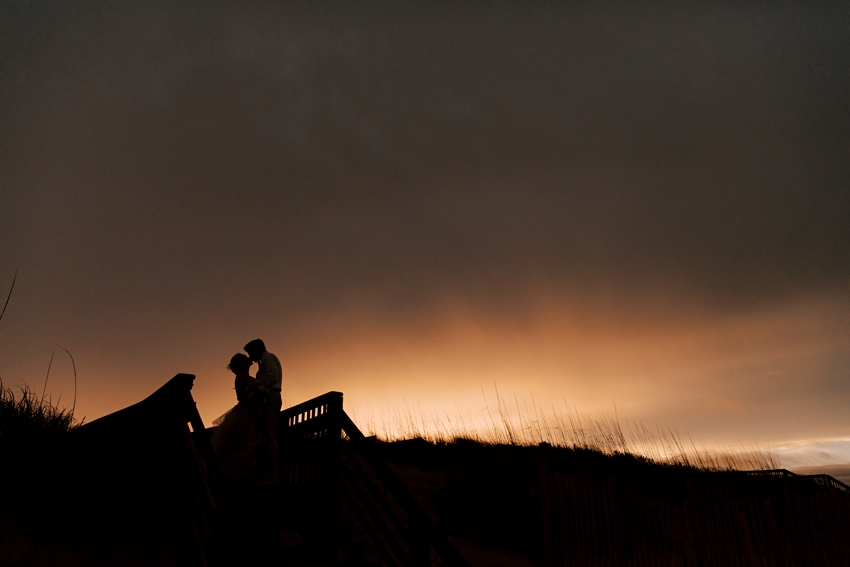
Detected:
[0,267,17,323]
[358,386,779,473]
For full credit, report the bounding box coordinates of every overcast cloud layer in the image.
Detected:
[1,2,848,456]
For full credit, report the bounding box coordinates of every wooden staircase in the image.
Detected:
[216,485,379,567]
[72,375,469,567]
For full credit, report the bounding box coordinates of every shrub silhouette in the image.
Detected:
[0,380,78,526]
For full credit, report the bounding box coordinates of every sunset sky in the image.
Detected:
[1,2,848,467]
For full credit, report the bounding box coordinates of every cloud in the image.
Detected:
[4,2,848,315]
[774,439,850,468]
[0,2,848,445]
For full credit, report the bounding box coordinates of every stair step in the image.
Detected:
[227,502,339,523]
[241,520,354,543]
[231,481,338,503]
[215,479,378,565]
[338,539,367,562]
[224,536,367,567]
[244,542,343,567]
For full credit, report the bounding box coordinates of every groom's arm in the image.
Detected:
[255,352,282,393]
[254,369,271,393]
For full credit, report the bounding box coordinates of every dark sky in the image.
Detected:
[1,2,848,451]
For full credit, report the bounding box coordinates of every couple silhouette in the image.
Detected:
[211,339,282,486]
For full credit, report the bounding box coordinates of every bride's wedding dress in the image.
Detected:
[211,373,262,484]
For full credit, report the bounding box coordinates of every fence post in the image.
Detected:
[540,459,553,567]
[409,508,431,566]
[327,392,344,520]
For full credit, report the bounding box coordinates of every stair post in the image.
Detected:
[327,392,344,521]
[409,508,431,566]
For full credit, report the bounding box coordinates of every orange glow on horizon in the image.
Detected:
[183,295,849,448]
[14,295,845,454]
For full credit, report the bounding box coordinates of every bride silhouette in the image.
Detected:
[211,353,263,485]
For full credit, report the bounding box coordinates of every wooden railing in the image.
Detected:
[339,413,471,567]
[77,381,468,567]
[804,474,850,494]
[73,373,223,567]
[281,391,343,439]
[543,464,850,567]
[140,374,223,567]
[278,392,343,487]
[178,376,224,567]
[279,391,470,567]
[740,468,850,494]
[742,468,798,479]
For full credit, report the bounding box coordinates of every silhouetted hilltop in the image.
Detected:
[371,437,850,566]
[368,438,704,564]
[3,380,849,567]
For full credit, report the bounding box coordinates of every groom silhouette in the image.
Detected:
[244,338,282,485]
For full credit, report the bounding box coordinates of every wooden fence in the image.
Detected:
[541,463,850,566]
[278,391,343,486]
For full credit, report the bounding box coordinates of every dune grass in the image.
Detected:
[0,380,80,522]
[352,388,778,472]
[0,380,78,438]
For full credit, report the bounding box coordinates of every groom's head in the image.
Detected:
[244,339,266,362]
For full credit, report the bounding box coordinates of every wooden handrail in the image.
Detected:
[73,374,222,567]
[278,391,470,567]
[339,412,470,567]
[801,474,850,494]
[281,391,343,427]
[737,469,850,493]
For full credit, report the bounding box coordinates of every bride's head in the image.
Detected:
[227,353,251,375]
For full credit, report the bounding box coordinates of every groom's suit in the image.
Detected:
[255,350,283,484]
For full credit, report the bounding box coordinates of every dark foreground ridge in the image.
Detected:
[374,439,850,566]
[65,375,468,567]
[2,374,850,566]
